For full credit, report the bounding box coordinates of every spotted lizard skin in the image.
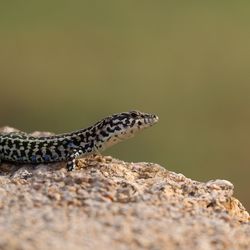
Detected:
[0,111,158,171]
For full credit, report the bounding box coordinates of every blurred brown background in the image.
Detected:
[0,1,250,210]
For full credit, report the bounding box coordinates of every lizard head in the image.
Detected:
[93,110,159,152]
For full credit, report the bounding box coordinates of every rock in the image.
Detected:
[0,128,249,249]
[0,156,249,250]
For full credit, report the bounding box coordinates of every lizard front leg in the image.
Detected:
[66,149,83,171]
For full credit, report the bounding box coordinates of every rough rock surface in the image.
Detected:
[0,128,249,250]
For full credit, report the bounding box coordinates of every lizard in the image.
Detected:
[0,110,159,171]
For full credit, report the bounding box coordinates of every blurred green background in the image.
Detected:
[0,1,250,210]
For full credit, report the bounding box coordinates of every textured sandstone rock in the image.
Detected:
[0,128,249,250]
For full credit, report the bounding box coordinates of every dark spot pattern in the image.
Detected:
[0,111,158,169]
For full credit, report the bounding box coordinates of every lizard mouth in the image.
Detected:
[144,114,159,126]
